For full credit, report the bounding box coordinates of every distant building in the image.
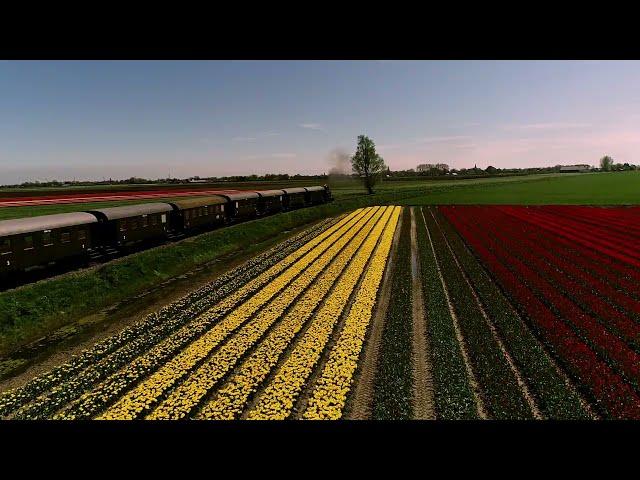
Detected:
[559,165,590,173]
[417,163,449,172]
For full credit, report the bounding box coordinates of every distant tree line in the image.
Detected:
[389,160,639,179]
[1,173,329,189]
[386,165,561,178]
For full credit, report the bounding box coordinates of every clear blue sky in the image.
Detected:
[2,60,640,184]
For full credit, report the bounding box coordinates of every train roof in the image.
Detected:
[0,212,98,237]
[218,192,260,201]
[256,190,285,197]
[168,196,227,210]
[86,202,173,221]
[304,186,325,192]
[282,187,307,194]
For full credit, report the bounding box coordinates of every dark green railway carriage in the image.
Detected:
[168,196,227,232]
[282,187,307,210]
[256,190,285,215]
[0,212,98,276]
[217,192,259,220]
[304,186,326,205]
[86,203,173,247]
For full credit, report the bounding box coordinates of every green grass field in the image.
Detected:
[401,171,640,205]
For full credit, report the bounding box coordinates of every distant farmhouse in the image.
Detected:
[559,164,590,173]
[417,163,449,173]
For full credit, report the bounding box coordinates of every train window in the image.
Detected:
[150,215,158,226]
[221,205,224,212]
[120,219,127,232]
[235,202,239,209]
[161,214,167,224]
[60,232,71,244]
[141,216,148,228]
[0,238,11,255]
[24,235,34,250]
[77,230,86,240]
[42,230,53,246]
[202,206,208,215]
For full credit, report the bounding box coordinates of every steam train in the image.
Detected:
[0,185,332,278]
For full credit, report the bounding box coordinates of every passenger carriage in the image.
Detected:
[0,212,98,276]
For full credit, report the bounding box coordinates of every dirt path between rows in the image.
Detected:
[347,209,403,419]
[410,208,435,419]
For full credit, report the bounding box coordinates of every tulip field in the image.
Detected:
[1,203,639,419]
[0,206,399,420]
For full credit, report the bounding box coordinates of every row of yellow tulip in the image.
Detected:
[197,206,392,419]
[9,217,342,420]
[244,206,396,419]
[53,209,367,420]
[302,206,401,419]
[145,207,383,419]
[99,207,378,420]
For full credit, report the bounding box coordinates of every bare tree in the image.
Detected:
[350,135,387,194]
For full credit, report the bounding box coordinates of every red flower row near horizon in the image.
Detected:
[441,205,640,419]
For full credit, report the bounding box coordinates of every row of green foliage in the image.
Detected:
[434,208,590,419]
[414,208,478,419]
[371,208,414,419]
[0,188,429,356]
[422,207,534,419]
